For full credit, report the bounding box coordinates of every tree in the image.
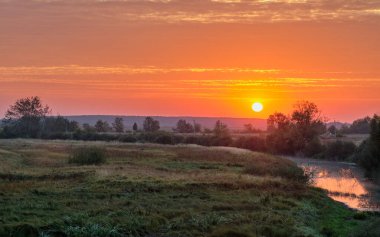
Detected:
[328,125,337,135]
[175,119,194,133]
[95,120,111,133]
[3,96,50,138]
[133,123,138,132]
[291,101,321,127]
[267,113,290,132]
[112,117,124,133]
[212,120,232,146]
[354,115,380,181]
[213,120,229,137]
[68,121,79,132]
[82,123,96,133]
[266,101,326,155]
[243,123,261,133]
[44,116,69,133]
[291,101,326,148]
[349,116,371,134]
[4,96,50,121]
[143,117,160,132]
[194,122,202,133]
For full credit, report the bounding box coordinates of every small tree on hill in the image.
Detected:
[143,117,160,132]
[112,117,124,133]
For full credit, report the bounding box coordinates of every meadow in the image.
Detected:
[0,139,379,237]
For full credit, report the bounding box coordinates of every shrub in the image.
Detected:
[68,147,107,165]
[234,136,267,152]
[244,156,308,183]
[184,136,211,146]
[302,138,324,157]
[154,134,174,144]
[118,134,138,143]
[210,135,233,146]
[321,141,356,161]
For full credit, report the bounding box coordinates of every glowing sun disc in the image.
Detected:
[252,102,263,112]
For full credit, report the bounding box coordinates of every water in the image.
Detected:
[285,157,380,211]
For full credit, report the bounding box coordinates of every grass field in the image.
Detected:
[0,139,379,237]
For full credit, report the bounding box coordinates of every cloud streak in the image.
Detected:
[1,0,380,24]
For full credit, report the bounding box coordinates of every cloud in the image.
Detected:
[1,0,380,24]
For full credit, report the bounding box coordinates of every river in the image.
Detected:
[285,157,380,212]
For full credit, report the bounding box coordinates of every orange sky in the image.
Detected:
[1,0,380,122]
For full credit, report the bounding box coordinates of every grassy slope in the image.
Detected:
[0,139,378,237]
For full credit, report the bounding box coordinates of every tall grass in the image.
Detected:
[68,146,107,165]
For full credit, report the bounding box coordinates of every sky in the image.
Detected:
[0,0,380,122]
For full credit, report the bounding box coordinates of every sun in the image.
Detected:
[252,102,263,112]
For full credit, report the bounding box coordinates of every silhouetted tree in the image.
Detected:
[194,122,202,133]
[266,101,326,155]
[348,116,371,134]
[291,101,326,150]
[68,121,79,131]
[355,115,380,181]
[243,123,262,133]
[212,120,232,146]
[267,113,291,132]
[143,117,160,132]
[82,123,95,133]
[133,123,138,132]
[44,116,69,133]
[112,117,124,133]
[2,96,50,138]
[95,120,111,133]
[213,120,229,137]
[175,119,194,133]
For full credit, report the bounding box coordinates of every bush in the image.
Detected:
[321,141,356,161]
[184,135,211,146]
[303,138,324,157]
[234,136,267,152]
[244,156,308,183]
[69,147,107,165]
[118,134,138,143]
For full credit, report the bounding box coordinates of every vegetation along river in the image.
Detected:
[285,157,380,212]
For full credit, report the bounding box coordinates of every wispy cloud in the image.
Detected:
[1,0,380,24]
[0,66,279,75]
[1,65,380,95]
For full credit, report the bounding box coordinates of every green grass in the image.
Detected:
[0,139,378,237]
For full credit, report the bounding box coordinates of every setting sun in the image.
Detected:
[252,102,263,112]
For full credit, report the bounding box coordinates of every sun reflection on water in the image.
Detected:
[301,164,379,211]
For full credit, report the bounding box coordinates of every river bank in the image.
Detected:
[285,156,380,212]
